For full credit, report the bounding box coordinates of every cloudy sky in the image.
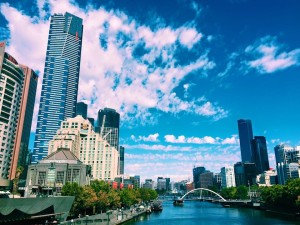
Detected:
[1,0,300,182]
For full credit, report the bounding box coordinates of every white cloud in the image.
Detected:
[131,133,160,142]
[164,134,239,145]
[245,36,300,73]
[0,0,227,131]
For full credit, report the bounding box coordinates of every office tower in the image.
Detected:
[238,119,254,162]
[234,162,256,187]
[134,175,140,188]
[199,171,214,188]
[97,108,120,149]
[10,65,38,181]
[32,12,83,163]
[143,179,154,189]
[274,144,300,184]
[193,166,206,188]
[213,173,222,191]
[88,117,95,127]
[220,166,236,188]
[48,116,119,180]
[0,42,37,184]
[119,145,125,174]
[252,136,270,174]
[76,102,87,119]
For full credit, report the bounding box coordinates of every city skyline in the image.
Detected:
[1,0,300,181]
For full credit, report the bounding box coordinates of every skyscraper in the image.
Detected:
[119,145,125,174]
[97,108,120,149]
[237,119,254,162]
[0,42,38,185]
[192,166,206,188]
[31,12,83,163]
[10,65,38,180]
[0,42,24,183]
[252,136,270,174]
[76,102,87,119]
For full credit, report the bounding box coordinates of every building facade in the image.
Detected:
[119,146,125,175]
[76,102,87,119]
[274,144,300,184]
[238,119,254,163]
[10,65,38,181]
[252,136,270,174]
[234,162,256,187]
[0,42,36,185]
[48,116,119,180]
[26,149,91,195]
[193,166,206,189]
[96,108,120,149]
[32,12,83,164]
[221,166,236,188]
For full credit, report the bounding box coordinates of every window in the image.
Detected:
[37,172,46,185]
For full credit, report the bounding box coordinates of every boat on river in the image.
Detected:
[173,199,184,206]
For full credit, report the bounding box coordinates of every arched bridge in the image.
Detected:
[180,188,227,202]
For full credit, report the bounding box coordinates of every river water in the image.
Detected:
[124,201,300,225]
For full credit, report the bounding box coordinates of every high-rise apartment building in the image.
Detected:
[97,108,120,149]
[48,116,119,180]
[252,136,270,174]
[10,65,38,180]
[0,42,24,183]
[238,119,254,163]
[32,12,83,163]
[76,102,87,119]
[221,166,236,188]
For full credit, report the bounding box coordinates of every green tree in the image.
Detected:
[236,185,248,199]
[61,182,85,216]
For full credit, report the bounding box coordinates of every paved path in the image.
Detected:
[61,208,146,225]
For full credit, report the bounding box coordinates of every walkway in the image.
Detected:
[60,208,146,225]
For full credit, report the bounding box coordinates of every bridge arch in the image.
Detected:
[180,188,226,201]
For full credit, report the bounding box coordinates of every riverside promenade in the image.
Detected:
[60,208,146,225]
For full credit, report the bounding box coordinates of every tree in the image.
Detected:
[12,166,23,195]
[236,186,248,199]
[61,182,85,216]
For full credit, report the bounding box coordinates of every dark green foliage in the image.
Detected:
[61,180,158,217]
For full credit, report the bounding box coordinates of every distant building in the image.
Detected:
[76,102,87,119]
[214,173,222,191]
[274,144,300,184]
[252,136,270,174]
[119,146,125,174]
[25,149,91,196]
[256,170,277,186]
[96,108,120,149]
[234,162,257,186]
[87,117,95,128]
[238,119,254,163]
[193,166,206,189]
[32,12,83,164]
[221,166,236,188]
[157,177,167,191]
[199,171,214,188]
[48,116,119,180]
[134,175,140,188]
[143,179,154,189]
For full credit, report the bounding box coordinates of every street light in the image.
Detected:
[85,215,89,225]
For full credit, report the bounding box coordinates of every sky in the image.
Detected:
[0,0,300,182]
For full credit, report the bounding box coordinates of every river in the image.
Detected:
[124,201,300,225]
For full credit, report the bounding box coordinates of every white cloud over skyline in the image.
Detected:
[0,0,228,131]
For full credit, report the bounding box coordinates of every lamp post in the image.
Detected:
[85,215,89,225]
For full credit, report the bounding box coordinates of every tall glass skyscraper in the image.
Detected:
[252,136,270,174]
[237,119,254,163]
[31,12,83,163]
[96,108,120,149]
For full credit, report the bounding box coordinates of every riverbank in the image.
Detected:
[61,208,147,225]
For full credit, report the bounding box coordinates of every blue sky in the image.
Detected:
[1,0,300,181]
